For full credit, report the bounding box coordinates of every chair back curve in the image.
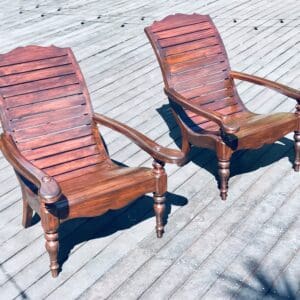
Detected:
[145,13,247,132]
[0,45,109,181]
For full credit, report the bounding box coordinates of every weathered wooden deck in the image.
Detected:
[0,0,299,299]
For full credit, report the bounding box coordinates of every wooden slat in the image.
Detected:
[0,64,75,87]
[182,96,237,119]
[181,79,232,99]
[166,45,223,64]
[21,134,96,160]
[0,55,70,77]
[9,94,86,119]
[189,103,243,125]
[13,115,91,141]
[169,54,225,74]
[150,14,210,33]
[16,125,93,151]
[189,89,234,106]
[0,74,79,97]
[165,37,220,56]
[159,28,216,48]
[44,154,104,177]
[11,105,88,129]
[154,22,212,39]
[34,145,100,169]
[0,46,67,67]
[5,83,82,108]
[54,163,105,182]
[174,72,229,92]
[170,61,228,82]
[203,97,238,111]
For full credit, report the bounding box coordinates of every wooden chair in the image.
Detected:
[0,45,185,277]
[145,13,300,200]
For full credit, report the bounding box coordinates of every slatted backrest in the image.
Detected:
[145,14,246,131]
[0,45,108,181]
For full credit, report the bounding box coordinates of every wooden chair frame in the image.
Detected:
[145,13,300,200]
[0,45,185,277]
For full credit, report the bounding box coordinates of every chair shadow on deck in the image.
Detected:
[157,104,295,184]
[55,190,187,272]
[220,259,298,299]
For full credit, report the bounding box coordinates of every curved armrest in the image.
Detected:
[0,134,61,204]
[93,113,185,165]
[230,71,300,102]
[164,87,240,134]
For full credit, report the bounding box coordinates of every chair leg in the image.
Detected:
[218,159,231,201]
[152,160,167,238]
[41,203,60,277]
[153,193,166,238]
[22,198,33,228]
[294,131,300,172]
[44,230,59,277]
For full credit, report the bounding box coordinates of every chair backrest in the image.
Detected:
[0,45,108,181]
[145,14,246,131]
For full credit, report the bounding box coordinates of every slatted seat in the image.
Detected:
[58,167,156,220]
[145,13,300,200]
[0,45,185,277]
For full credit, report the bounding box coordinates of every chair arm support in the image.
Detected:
[230,71,300,102]
[0,134,61,204]
[164,87,240,134]
[93,113,186,165]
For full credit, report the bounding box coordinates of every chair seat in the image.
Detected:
[54,165,156,220]
[225,112,298,149]
[188,111,298,149]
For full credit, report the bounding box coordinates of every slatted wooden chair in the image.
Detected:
[145,13,300,200]
[0,45,185,277]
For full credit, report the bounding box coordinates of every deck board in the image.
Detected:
[0,0,299,299]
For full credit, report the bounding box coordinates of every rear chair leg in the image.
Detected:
[19,180,34,228]
[294,131,300,172]
[218,159,231,201]
[22,198,33,228]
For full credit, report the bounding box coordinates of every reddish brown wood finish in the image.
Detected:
[145,13,300,200]
[0,45,185,277]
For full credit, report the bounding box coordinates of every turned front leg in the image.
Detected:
[153,193,166,238]
[218,159,230,201]
[152,160,167,238]
[41,202,60,277]
[294,131,300,172]
[45,231,59,277]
